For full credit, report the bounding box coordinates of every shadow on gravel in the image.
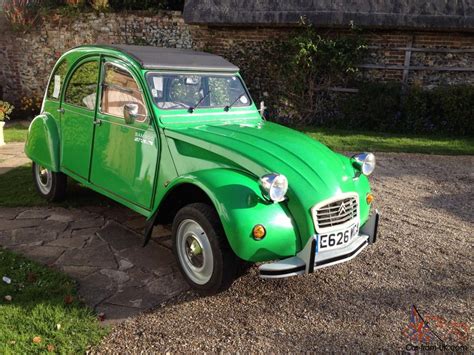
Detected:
[423,191,474,224]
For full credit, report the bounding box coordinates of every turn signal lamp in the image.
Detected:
[252,224,266,240]
[366,193,374,204]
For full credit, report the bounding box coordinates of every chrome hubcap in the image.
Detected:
[176,219,213,285]
[186,237,204,268]
[35,164,52,195]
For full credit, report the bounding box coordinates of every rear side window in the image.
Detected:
[46,60,68,100]
[64,61,99,110]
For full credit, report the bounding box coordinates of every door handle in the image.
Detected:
[57,108,65,114]
[93,119,102,126]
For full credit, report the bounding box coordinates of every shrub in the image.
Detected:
[20,96,42,118]
[428,85,474,135]
[339,82,402,131]
[402,86,432,132]
[336,83,474,136]
[223,23,368,126]
[2,0,41,31]
[278,21,368,124]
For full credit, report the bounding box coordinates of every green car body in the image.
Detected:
[26,45,378,292]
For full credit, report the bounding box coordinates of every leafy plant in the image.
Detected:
[2,0,41,31]
[20,96,42,117]
[225,21,369,125]
[0,101,14,121]
[279,20,368,123]
[89,0,108,11]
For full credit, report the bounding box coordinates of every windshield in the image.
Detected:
[146,73,251,110]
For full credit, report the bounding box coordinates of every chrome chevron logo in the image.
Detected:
[338,203,347,216]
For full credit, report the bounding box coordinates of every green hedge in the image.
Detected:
[336,83,474,136]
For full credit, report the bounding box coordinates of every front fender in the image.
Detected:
[24,114,60,171]
[166,168,300,262]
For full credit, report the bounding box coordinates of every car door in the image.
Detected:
[90,59,158,209]
[60,57,100,179]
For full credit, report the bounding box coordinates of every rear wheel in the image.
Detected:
[32,162,67,202]
[172,203,240,295]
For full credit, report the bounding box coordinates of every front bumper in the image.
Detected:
[259,210,379,279]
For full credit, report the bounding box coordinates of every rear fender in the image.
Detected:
[24,114,60,171]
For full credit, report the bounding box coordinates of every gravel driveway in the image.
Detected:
[97,153,473,352]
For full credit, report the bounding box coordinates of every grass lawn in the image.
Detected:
[0,164,110,208]
[3,124,28,143]
[4,122,472,155]
[0,248,107,353]
[305,128,474,155]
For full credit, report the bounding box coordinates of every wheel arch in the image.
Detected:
[149,169,300,262]
[155,182,216,225]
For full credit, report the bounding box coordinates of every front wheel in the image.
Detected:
[172,203,240,295]
[32,162,67,202]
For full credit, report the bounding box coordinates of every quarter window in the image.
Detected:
[46,60,68,100]
[101,63,147,121]
[64,61,99,110]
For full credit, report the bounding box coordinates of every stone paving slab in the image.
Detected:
[0,206,188,323]
[0,142,29,175]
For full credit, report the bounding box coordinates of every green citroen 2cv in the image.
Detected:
[25,45,379,294]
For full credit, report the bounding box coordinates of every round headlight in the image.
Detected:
[259,173,288,202]
[352,153,376,176]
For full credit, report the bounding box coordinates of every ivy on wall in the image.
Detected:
[225,23,368,124]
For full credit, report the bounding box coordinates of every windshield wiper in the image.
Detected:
[224,93,245,112]
[188,91,211,113]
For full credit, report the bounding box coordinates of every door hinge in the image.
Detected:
[93,119,102,126]
[57,108,65,114]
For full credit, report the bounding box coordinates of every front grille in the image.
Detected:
[314,196,358,230]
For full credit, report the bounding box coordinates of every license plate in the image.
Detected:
[318,223,359,251]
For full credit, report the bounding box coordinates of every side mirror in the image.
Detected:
[123,103,139,124]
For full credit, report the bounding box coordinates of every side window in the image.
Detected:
[64,61,99,110]
[101,63,147,122]
[46,60,68,100]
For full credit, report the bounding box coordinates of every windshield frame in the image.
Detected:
[145,71,253,111]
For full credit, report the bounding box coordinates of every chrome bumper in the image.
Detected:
[259,210,379,279]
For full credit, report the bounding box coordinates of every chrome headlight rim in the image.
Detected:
[259,173,288,203]
[352,152,376,176]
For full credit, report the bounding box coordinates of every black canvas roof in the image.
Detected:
[105,44,239,72]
